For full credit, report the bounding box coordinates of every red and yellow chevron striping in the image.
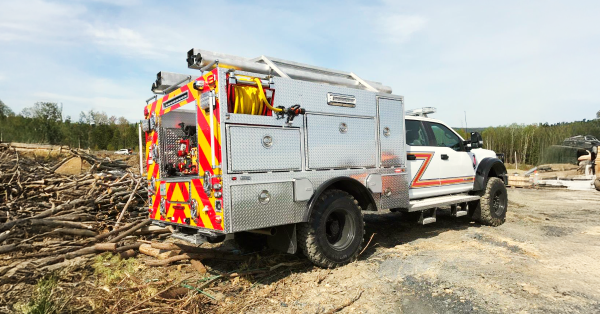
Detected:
[145,68,224,231]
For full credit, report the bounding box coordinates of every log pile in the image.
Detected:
[0,143,152,283]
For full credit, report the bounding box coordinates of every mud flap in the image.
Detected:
[267,224,297,254]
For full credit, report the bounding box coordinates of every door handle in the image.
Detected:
[441,154,449,160]
[407,154,416,160]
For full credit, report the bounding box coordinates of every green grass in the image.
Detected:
[19,274,69,314]
[93,252,140,285]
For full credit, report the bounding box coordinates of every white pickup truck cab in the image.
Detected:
[403,114,507,227]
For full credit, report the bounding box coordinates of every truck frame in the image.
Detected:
[141,49,508,267]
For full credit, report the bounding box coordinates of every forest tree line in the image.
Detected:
[0,100,139,151]
[479,119,600,165]
[1,99,599,165]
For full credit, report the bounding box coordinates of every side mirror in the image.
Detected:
[470,132,483,149]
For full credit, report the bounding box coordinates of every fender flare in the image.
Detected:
[473,157,508,191]
[304,176,377,221]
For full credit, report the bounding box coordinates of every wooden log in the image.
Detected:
[94,221,137,241]
[0,243,17,254]
[31,198,90,220]
[116,242,141,252]
[115,178,143,227]
[150,242,214,254]
[119,249,137,259]
[134,226,170,236]
[94,243,117,252]
[0,230,12,244]
[145,254,191,266]
[54,228,97,237]
[145,251,244,266]
[108,219,150,243]
[139,243,179,260]
[30,219,94,230]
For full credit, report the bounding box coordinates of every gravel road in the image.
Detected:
[237,188,600,313]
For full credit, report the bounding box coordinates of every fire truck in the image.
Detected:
[141,49,509,267]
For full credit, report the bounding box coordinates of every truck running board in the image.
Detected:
[409,194,480,212]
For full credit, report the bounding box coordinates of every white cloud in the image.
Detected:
[0,0,86,43]
[376,14,428,43]
[87,25,167,59]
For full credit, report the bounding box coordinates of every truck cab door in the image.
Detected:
[405,119,440,199]
[424,121,475,195]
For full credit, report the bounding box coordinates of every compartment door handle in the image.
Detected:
[441,154,449,160]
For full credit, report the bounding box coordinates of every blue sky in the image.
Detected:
[0,0,599,127]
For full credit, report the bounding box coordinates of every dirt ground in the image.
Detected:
[4,188,600,313]
[213,188,600,314]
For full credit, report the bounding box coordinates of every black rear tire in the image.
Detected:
[297,189,364,268]
[594,179,600,191]
[468,177,508,226]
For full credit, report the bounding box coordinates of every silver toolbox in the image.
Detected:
[230,182,305,232]
[306,114,377,169]
[227,125,301,173]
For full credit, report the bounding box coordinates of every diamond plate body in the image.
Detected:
[381,174,410,209]
[272,76,377,116]
[212,67,409,233]
[227,126,301,173]
[306,113,377,169]
[378,97,406,167]
[230,182,305,232]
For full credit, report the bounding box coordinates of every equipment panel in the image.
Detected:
[378,97,405,167]
[229,182,305,232]
[306,114,377,169]
[227,125,302,173]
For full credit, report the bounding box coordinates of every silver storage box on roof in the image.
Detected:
[306,113,377,169]
[229,182,305,232]
[227,125,302,173]
[378,97,405,167]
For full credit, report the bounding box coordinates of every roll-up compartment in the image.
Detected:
[227,125,301,173]
[306,114,377,169]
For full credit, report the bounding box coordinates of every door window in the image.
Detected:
[429,123,463,151]
[405,120,430,146]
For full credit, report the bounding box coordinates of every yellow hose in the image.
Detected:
[231,77,283,115]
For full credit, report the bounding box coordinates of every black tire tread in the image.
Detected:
[478,177,507,226]
[297,189,364,268]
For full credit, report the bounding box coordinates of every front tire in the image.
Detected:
[297,190,364,268]
[468,177,508,226]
